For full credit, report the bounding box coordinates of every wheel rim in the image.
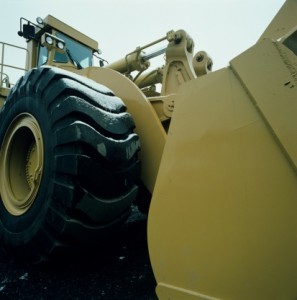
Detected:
[0,113,44,216]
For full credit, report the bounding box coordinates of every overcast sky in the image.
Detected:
[1,0,285,74]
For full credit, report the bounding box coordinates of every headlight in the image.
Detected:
[45,35,54,45]
[36,17,43,25]
[41,33,66,54]
[57,41,65,50]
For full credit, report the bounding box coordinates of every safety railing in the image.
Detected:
[0,42,29,88]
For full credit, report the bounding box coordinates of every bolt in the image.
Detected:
[196,54,204,62]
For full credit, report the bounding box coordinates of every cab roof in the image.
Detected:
[42,15,98,51]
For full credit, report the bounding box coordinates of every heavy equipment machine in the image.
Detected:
[0,0,297,298]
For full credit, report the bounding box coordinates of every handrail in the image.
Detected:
[0,42,28,88]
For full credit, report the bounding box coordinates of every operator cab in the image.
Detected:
[18,15,100,70]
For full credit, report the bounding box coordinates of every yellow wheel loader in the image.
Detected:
[0,0,297,298]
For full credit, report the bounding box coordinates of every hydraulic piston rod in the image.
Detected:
[141,47,166,62]
[106,30,178,74]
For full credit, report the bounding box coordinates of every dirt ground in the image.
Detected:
[0,208,158,300]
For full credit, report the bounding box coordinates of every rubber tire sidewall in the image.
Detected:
[0,95,54,245]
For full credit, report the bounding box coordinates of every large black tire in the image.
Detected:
[0,66,140,263]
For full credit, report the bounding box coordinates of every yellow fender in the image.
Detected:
[78,66,166,193]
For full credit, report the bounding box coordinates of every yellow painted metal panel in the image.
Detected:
[231,39,297,172]
[157,283,220,300]
[148,67,297,299]
[258,0,297,42]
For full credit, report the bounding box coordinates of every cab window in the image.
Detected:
[37,31,93,68]
[55,32,92,68]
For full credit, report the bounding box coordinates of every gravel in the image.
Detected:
[0,208,158,300]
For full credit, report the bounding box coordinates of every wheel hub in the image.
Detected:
[0,113,44,216]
